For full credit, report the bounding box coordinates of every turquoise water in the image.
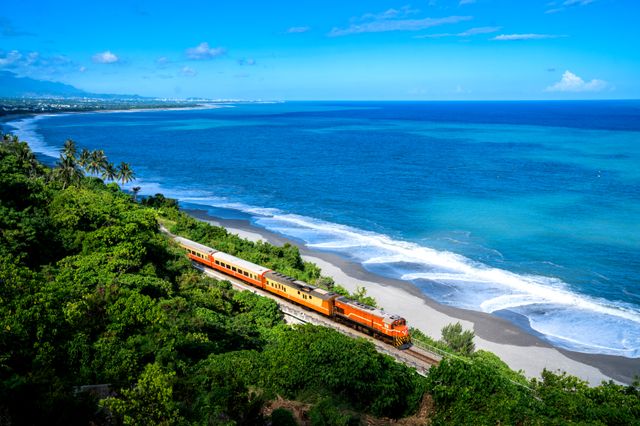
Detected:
[5,101,640,357]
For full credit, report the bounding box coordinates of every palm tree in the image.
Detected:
[88,149,108,176]
[101,162,118,182]
[117,162,135,186]
[55,153,83,189]
[78,148,91,170]
[63,139,77,159]
[132,186,141,202]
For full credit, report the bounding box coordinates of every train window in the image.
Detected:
[232,266,236,272]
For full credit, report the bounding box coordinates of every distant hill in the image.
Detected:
[0,71,141,99]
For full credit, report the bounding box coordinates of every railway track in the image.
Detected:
[405,346,442,366]
[194,262,441,376]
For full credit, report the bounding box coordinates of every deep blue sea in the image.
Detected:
[5,101,640,358]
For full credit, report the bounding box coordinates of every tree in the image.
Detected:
[440,322,475,356]
[132,186,141,202]
[54,153,83,189]
[63,139,77,159]
[315,276,335,290]
[101,162,118,182]
[78,148,91,170]
[88,149,107,176]
[101,363,182,425]
[117,162,135,186]
[7,139,40,177]
[425,357,532,425]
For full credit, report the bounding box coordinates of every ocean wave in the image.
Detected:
[179,195,640,358]
[5,115,62,159]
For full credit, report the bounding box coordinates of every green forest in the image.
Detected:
[1,134,639,425]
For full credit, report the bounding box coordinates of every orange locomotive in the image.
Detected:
[175,235,411,347]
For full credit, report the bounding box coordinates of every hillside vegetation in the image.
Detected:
[1,134,639,425]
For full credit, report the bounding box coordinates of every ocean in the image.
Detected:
[4,101,640,358]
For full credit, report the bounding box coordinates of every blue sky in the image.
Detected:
[1,0,638,100]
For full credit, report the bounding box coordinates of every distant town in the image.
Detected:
[0,97,209,117]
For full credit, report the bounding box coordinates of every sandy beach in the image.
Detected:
[185,209,640,385]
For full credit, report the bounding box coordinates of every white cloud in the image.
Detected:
[416,26,500,38]
[563,0,595,6]
[545,70,608,92]
[1,49,76,78]
[185,42,226,60]
[460,26,500,36]
[356,6,419,22]
[156,56,170,67]
[92,50,119,64]
[287,26,310,33]
[180,66,197,77]
[459,0,476,5]
[0,49,21,67]
[79,66,87,72]
[492,33,563,41]
[546,0,596,13]
[329,15,472,36]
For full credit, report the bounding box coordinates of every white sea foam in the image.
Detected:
[5,115,62,159]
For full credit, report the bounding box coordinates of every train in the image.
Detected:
[174,235,412,347]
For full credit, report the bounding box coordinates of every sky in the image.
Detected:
[1,0,639,100]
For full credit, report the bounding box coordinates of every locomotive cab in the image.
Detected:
[391,318,411,348]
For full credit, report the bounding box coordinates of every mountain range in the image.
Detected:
[0,71,139,99]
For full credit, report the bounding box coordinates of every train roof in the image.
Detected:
[265,271,338,301]
[214,251,271,275]
[174,236,218,255]
[336,296,404,324]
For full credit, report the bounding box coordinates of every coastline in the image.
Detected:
[0,103,223,130]
[4,107,637,385]
[185,208,640,385]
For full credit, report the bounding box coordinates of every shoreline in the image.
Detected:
[184,208,640,385]
[0,103,225,130]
